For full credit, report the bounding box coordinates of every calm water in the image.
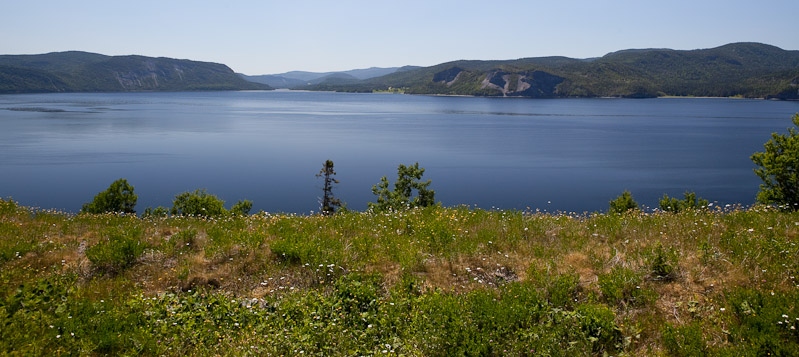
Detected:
[1,91,797,213]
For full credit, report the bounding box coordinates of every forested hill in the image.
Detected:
[305,43,799,99]
[0,51,270,93]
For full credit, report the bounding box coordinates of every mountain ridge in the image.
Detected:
[301,42,799,99]
[0,51,270,93]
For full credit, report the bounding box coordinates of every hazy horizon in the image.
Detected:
[2,0,798,75]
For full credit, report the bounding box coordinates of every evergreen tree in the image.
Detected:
[316,160,342,215]
[609,190,638,214]
[369,162,435,211]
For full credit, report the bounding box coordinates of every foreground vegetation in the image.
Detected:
[2,198,798,355]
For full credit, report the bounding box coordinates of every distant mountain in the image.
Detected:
[306,72,360,86]
[302,43,799,99]
[0,51,270,94]
[239,74,307,89]
[241,66,414,89]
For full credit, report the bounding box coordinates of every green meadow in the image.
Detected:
[1,198,798,355]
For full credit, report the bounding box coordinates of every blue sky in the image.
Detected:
[2,0,797,74]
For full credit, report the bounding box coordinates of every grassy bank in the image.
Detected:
[1,198,798,355]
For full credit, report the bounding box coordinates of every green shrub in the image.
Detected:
[333,272,382,316]
[609,190,638,214]
[230,199,253,215]
[170,189,226,217]
[81,179,137,214]
[0,197,19,215]
[548,273,581,308]
[649,244,679,281]
[142,206,169,218]
[662,323,707,357]
[598,266,654,306]
[527,269,581,308]
[576,303,624,353]
[722,288,799,355]
[659,191,709,213]
[0,275,155,355]
[86,228,146,274]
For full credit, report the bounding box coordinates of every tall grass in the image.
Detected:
[1,198,798,355]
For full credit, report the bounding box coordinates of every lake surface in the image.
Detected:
[1,91,798,214]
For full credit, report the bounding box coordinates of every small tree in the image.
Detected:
[609,190,638,214]
[142,206,169,218]
[659,191,709,213]
[751,113,799,209]
[369,162,435,212]
[230,199,253,216]
[170,189,226,217]
[81,178,137,214]
[316,160,342,215]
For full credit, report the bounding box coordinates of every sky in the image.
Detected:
[2,0,798,75]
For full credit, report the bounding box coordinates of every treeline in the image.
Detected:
[80,161,438,218]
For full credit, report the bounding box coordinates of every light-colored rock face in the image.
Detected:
[480,72,530,96]
[445,71,461,87]
[112,63,192,90]
[516,76,531,92]
[476,70,566,97]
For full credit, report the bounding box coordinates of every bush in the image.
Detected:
[230,199,253,216]
[170,189,226,217]
[649,244,679,281]
[662,323,707,357]
[659,191,709,213]
[609,190,638,214]
[142,206,169,218]
[576,304,624,353]
[723,288,799,355]
[598,266,653,306]
[86,228,146,274]
[81,179,137,214]
[751,113,799,210]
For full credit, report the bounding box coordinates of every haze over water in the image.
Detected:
[1,91,797,214]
